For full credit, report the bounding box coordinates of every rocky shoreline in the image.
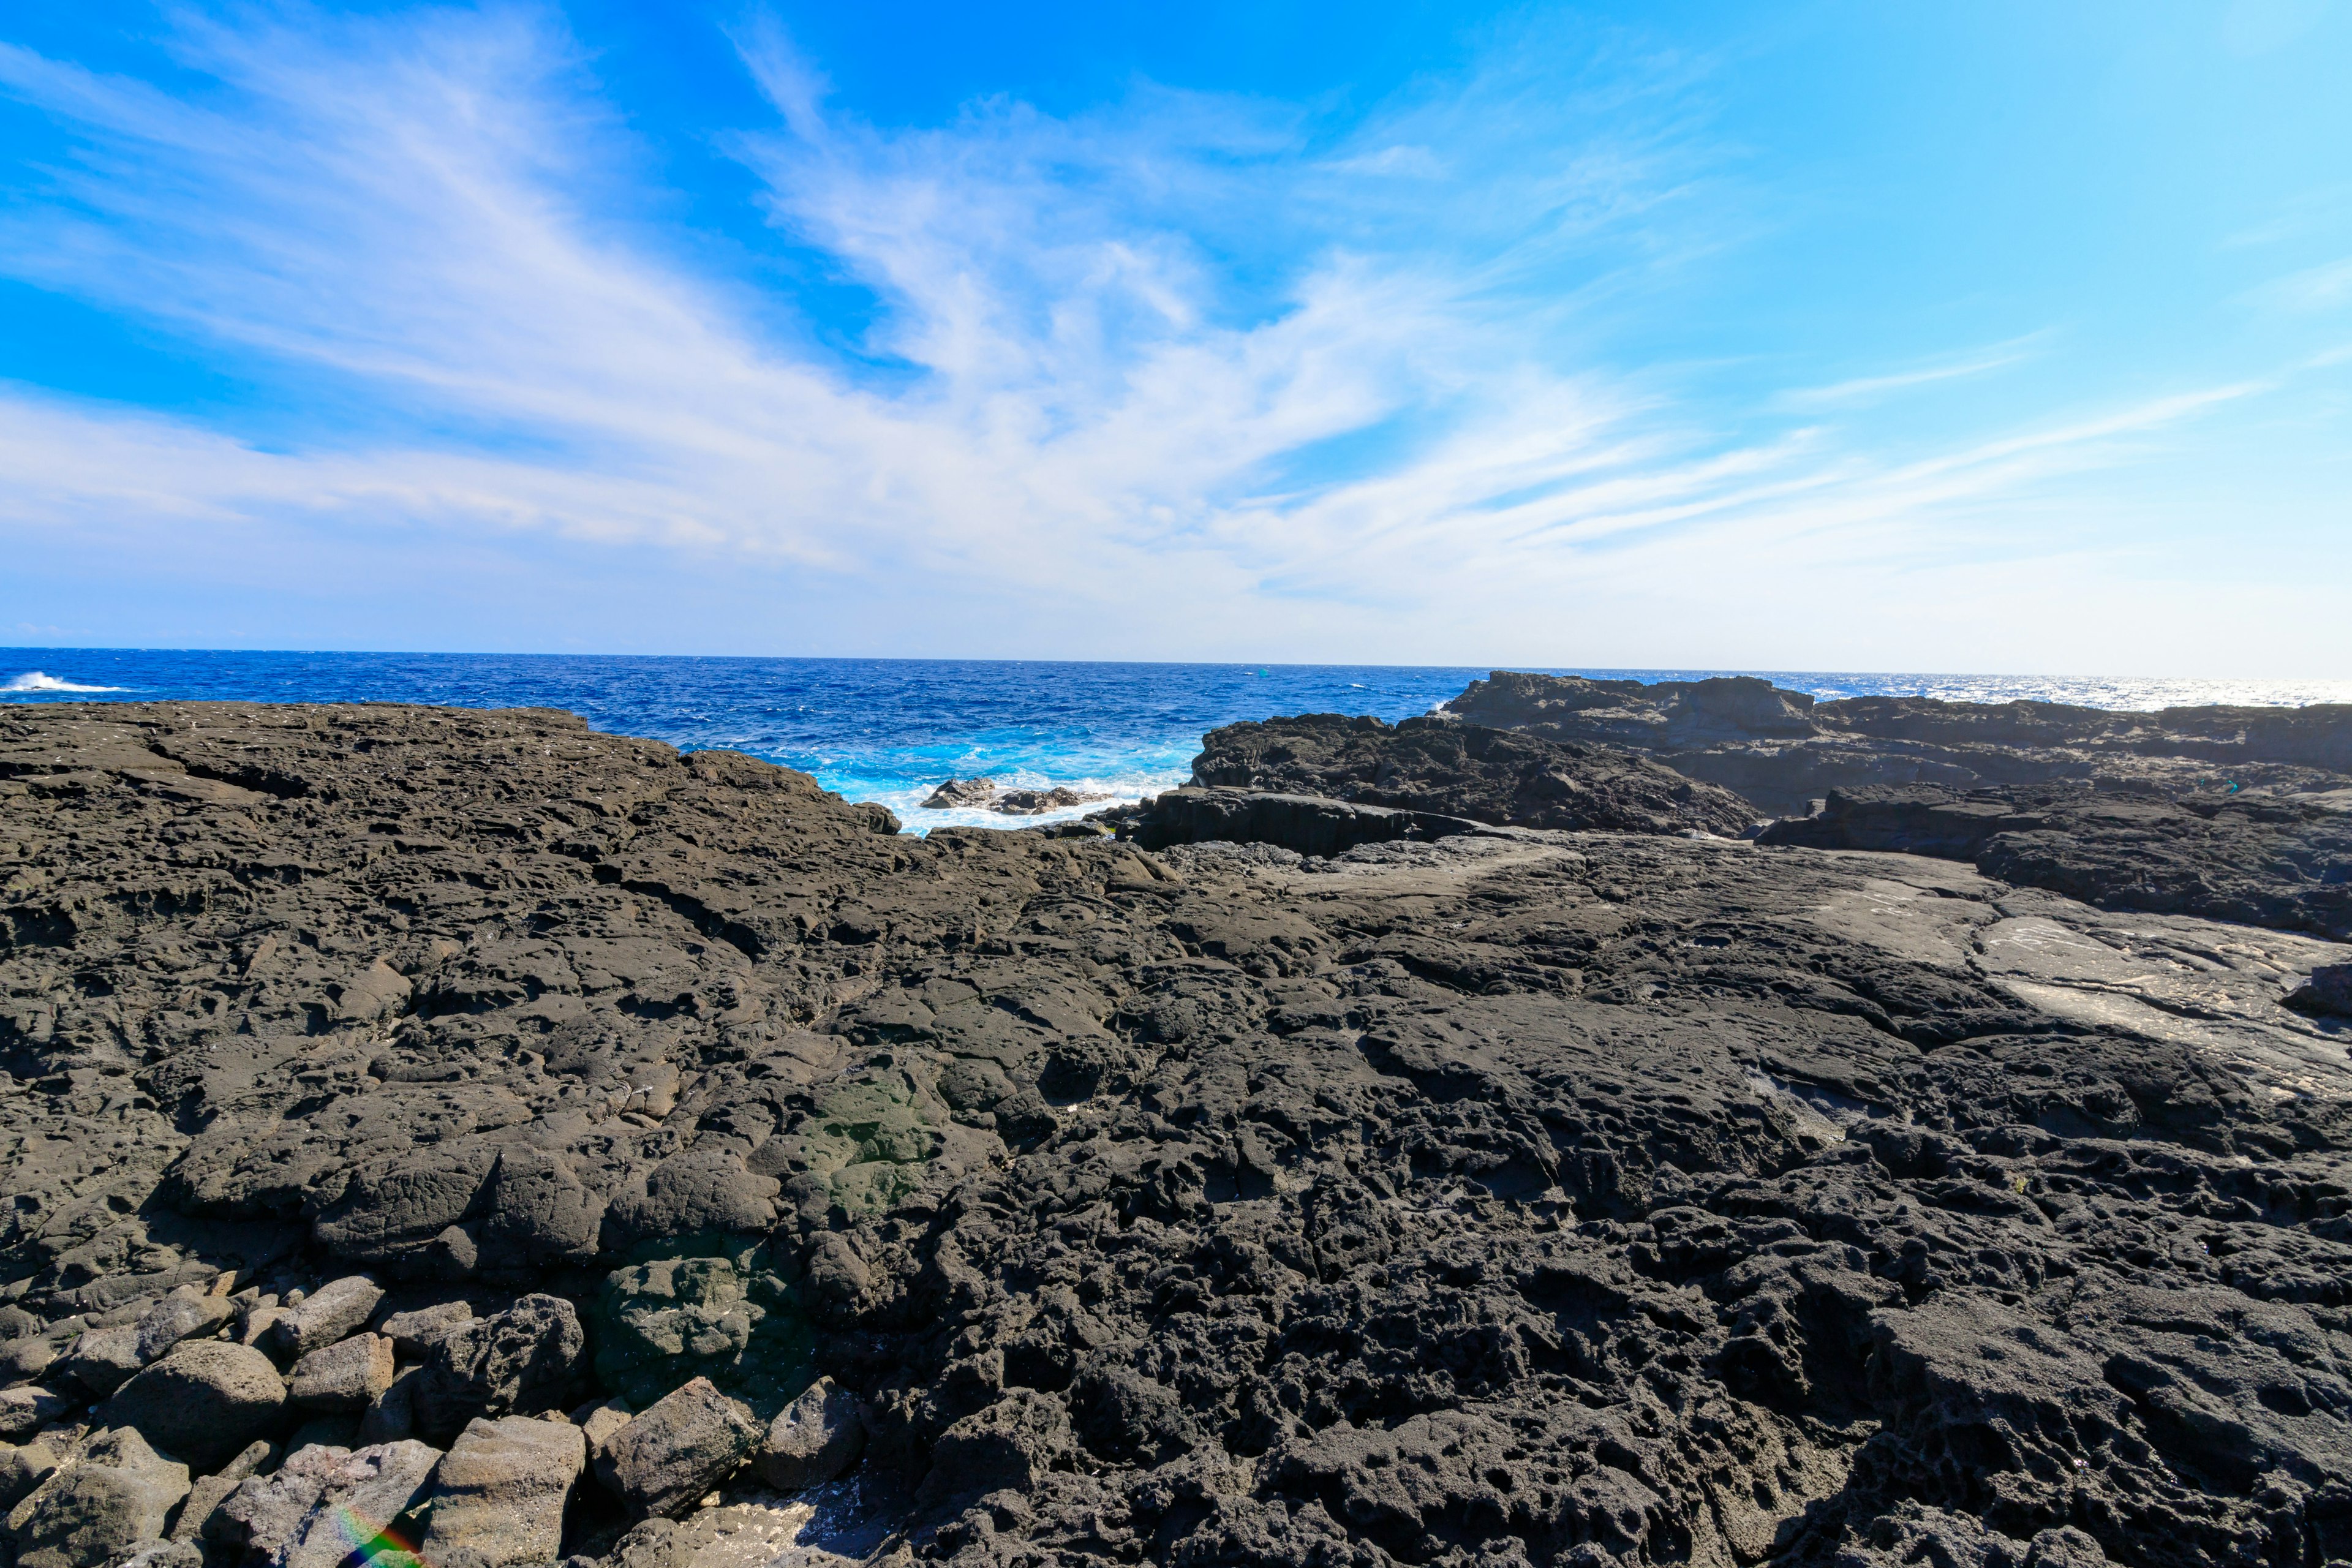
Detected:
[3,690,2350,1568]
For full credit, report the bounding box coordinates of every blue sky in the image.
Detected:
[1,1,2347,672]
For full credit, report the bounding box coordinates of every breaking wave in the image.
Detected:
[3,671,129,693]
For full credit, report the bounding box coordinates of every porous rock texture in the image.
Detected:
[1182,714,1760,837]
[1444,671,2352,818]
[1,702,2350,1568]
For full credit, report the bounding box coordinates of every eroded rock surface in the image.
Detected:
[2,702,2350,1568]
[1183,714,1760,837]
[1445,671,2352,816]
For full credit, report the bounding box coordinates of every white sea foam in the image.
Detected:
[2,671,129,693]
[880,768,1186,836]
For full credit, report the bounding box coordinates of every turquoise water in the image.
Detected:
[5,650,2347,831]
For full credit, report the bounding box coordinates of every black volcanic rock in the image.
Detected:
[1446,670,2352,816]
[1181,712,1761,836]
[4,701,2351,1568]
[1761,783,2352,940]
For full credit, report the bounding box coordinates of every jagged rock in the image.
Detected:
[411,1297,582,1442]
[163,1438,272,1543]
[58,1329,145,1399]
[3,1427,188,1568]
[1444,669,2352,816]
[420,1417,582,1568]
[268,1279,383,1362]
[377,1305,472,1362]
[596,1379,758,1520]
[921,778,998,810]
[1184,713,1759,837]
[918,1391,1070,1506]
[102,1343,287,1474]
[132,1291,235,1365]
[289,1334,394,1411]
[752,1378,864,1491]
[9,700,2352,1568]
[603,1517,679,1568]
[1,1389,74,1442]
[1,1440,59,1511]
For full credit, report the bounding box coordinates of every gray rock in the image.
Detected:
[3,1427,189,1568]
[412,1297,583,1442]
[2,1439,59,1511]
[164,1438,276,1544]
[2286,961,2352,1018]
[132,1292,235,1366]
[420,1417,582,1568]
[355,1368,419,1447]
[597,1379,757,1520]
[103,1342,288,1473]
[268,1280,383,1362]
[0,1389,74,1442]
[376,1305,472,1362]
[603,1518,679,1568]
[59,1329,145,1399]
[107,1540,203,1568]
[213,1447,344,1564]
[276,1441,442,1568]
[289,1335,393,1412]
[752,1379,864,1491]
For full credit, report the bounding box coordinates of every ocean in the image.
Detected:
[6,649,2348,833]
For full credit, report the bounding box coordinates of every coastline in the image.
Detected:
[1,691,2348,1568]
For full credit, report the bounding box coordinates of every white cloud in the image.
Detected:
[0,6,2337,671]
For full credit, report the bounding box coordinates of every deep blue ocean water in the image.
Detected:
[6,649,2348,832]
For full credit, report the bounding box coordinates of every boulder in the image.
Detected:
[103,1342,289,1473]
[2286,962,2352,1019]
[0,1389,74,1443]
[420,1417,582,1568]
[752,1379,864,1491]
[412,1296,582,1442]
[1,1440,59,1511]
[355,1368,420,1447]
[269,1279,384,1362]
[216,1441,436,1566]
[290,1334,394,1412]
[596,1379,758,1520]
[107,1541,202,1568]
[377,1305,472,1362]
[133,1291,236,1365]
[164,1438,273,1543]
[276,1442,442,1568]
[3,1427,189,1568]
[58,1328,144,1398]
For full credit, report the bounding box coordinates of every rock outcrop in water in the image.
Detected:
[2,702,2350,1568]
[923,779,1114,816]
[1442,672,2352,817]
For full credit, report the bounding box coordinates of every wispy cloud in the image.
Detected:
[0,5,2323,665]
[1774,334,2046,412]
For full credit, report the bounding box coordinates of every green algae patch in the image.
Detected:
[594,1247,812,1417]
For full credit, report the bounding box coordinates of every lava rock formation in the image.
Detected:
[1,703,2348,1568]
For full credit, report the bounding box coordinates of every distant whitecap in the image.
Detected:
[3,671,129,693]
